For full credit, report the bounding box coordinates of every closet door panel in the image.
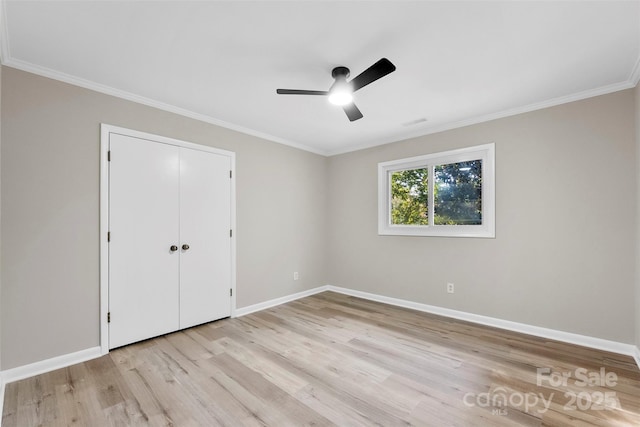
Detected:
[179,148,231,328]
[109,134,180,348]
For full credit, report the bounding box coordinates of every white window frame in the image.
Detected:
[378,143,495,238]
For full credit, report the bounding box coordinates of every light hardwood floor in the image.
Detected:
[3,291,640,426]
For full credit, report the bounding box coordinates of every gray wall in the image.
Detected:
[327,89,636,344]
[0,67,327,369]
[636,83,640,349]
[1,64,638,371]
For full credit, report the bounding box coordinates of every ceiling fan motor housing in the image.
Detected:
[331,66,350,80]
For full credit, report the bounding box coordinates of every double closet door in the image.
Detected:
[109,133,232,349]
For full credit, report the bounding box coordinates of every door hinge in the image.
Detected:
[107,231,111,242]
[230,170,232,179]
[108,151,111,162]
[107,312,111,323]
[230,229,233,238]
[230,288,233,297]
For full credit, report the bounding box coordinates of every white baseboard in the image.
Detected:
[235,285,640,371]
[0,287,330,391]
[326,285,640,369]
[234,285,329,317]
[0,374,4,423]
[0,286,331,389]
[0,346,102,420]
[1,346,102,386]
[1,285,638,416]
[633,346,640,369]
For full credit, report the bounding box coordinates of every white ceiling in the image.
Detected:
[2,1,639,156]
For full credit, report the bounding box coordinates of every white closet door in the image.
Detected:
[179,148,231,328]
[109,134,180,348]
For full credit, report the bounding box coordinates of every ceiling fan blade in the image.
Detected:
[276,89,329,95]
[343,102,363,122]
[350,58,396,92]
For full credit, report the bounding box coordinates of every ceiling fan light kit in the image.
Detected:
[328,67,353,106]
[328,89,353,106]
[328,66,352,106]
[277,58,396,122]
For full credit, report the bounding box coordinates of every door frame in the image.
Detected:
[99,124,237,355]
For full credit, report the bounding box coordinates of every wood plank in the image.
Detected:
[4,291,640,426]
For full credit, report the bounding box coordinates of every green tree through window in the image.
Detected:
[379,143,494,237]
[390,161,482,226]
[390,168,429,225]
[434,160,482,225]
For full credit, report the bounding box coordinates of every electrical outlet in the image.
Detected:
[293,272,299,281]
[447,283,455,294]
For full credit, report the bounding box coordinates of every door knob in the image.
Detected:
[182,244,190,250]
[170,245,178,252]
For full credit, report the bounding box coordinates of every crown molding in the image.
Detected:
[326,79,637,156]
[1,57,329,156]
[2,52,637,159]
[0,18,637,159]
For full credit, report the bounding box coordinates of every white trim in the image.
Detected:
[229,156,237,318]
[2,58,326,156]
[235,284,639,370]
[103,124,237,157]
[1,346,102,385]
[0,346,102,414]
[99,125,109,354]
[326,286,640,367]
[234,286,329,317]
[0,0,5,416]
[99,124,237,353]
[0,374,4,423]
[327,80,636,156]
[1,285,638,408]
[378,143,495,238]
[633,346,640,370]
[0,0,4,417]
[0,54,637,158]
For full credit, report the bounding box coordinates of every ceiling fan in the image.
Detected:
[276,58,396,122]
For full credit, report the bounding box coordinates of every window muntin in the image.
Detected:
[378,144,495,237]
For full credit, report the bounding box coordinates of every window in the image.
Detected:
[378,143,495,237]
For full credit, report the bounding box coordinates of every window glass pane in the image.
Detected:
[390,168,429,225]
[434,160,482,225]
